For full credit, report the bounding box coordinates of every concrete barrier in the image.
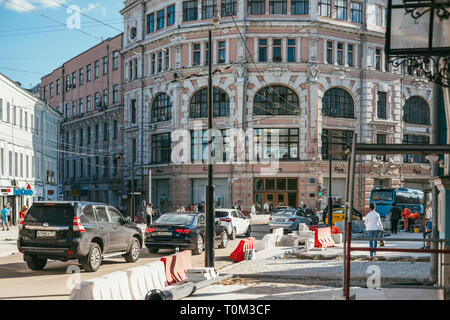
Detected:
[272,228,284,245]
[255,234,277,252]
[331,233,343,244]
[230,237,256,262]
[160,254,176,285]
[102,271,133,300]
[126,266,152,300]
[171,250,192,283]
[314,227,336,248]
[297,223,309,233]
[70,277,112,300]
[146,261,168,290]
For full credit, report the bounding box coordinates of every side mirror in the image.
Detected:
[215,220,221,226]
[123,216,132,224]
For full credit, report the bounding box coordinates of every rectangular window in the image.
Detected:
[183,0,198,21]
[158,51,163,72]
[131,99,137,124]
[191,129,228,162]
[56,79,61,94]
[49,83,54,97]
[112,51,119,70]
[20,153,23,177]
[377,91,387,119]
[94,60,99,78]
[322,129,353,160]
[87,95,92,112]
[113,120,118,139]
[218,41,226,63]
[248,0,265,14]
[167,4,175,25]
[375,5,382,26]
[79,98,84,114]
[72,72,76,86]
[157,9,165,30]
[221,0,237,16]
[202,0,217,19]
[147,13,155,33]
[24,111,27,130]
[86,64,92,81]
[0,148,3,176]
[318,0,331,17]
[87,126,91,144]
[326,41,333,64]
[350,2,362,23]
[273,39,282,62]
[95,92,100,108]
[7,102,10,123]
[337,42,344,65]
[9,151,12,176]
[335,0,347,20]
[131,139,137,164]
[103,122,108,141]
[43,86,47,100]
[25,155,29,178]
[193,43,201,65]
[375,48,381,70]
[347,44,354,67]
[19,109,23,129]
[65,76,70,91]
[102,89,108,107]
[13,106,16,126]
[270,0,287,14]
[72,101,77,117]
[291,0,308,14]
[65,104,69,118]
[152,133,172,163]
[103,56,108,75]
[151,53,156,74]
[254,128,299,161]
[403,135,429,163]
[79,68,84,85]
[258,39,267,62]
[113,85,119,103]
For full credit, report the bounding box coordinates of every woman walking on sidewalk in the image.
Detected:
[1,204,10,231]
[19,205,28,221]
[365,203,384,260]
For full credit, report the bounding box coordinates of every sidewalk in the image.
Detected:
[0,226,19,258]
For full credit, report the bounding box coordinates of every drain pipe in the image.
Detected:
[145,274,233,300]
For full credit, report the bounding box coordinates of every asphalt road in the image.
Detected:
[0,223,269,300]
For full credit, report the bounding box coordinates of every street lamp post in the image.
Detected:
[205,13,220,269]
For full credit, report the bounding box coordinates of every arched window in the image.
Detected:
[322,88,354,118]
[151,93,172,123]
[403,96,430,125]
[253,85,299,115]
[190,87,230,118]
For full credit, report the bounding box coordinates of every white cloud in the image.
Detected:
[3,0,67,12]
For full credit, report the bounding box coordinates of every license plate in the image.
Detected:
[275,218,285,222]
[157,231,172,236]
[36,231,56,238]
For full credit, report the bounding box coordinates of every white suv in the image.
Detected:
[215,209,251,240]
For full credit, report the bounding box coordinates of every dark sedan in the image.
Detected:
[144,212,228,255]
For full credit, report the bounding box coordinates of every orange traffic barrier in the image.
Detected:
[229,237,256,262]
[160,254,176,285]
[331,226,341,234]
[170,250,192,283]
[314,227,336,248]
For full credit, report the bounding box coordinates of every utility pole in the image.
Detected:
[328,147,333,227]
[205,28,215,269]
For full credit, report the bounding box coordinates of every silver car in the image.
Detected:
[268,209,312,233]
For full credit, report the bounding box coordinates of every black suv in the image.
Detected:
[17,201,143,272]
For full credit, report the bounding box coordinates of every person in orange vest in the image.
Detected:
[407,211,420,232]
[402,208,412,231]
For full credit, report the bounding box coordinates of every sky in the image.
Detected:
[0,0,124,89]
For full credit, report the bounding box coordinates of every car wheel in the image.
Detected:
[218,231,228,248]
[80,243,102,272]
[230,227,237,240]
[148,247,159,254]
[245,225,252,237]
[124,237,141,263]
[25,255,47,271]
[193,234,204,255]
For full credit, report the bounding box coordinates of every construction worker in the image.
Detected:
[402,207,412,231]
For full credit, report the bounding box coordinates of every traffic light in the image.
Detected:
[317,186,323,197]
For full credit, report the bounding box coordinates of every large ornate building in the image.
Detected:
[119,0,433,214]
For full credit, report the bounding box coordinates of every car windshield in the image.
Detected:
[215,211,230,218]
[155,214,194,225]
[25,204,74,225]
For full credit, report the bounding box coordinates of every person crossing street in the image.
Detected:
[365,203,384,260]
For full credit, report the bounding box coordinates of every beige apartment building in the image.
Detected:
[40,34,125,210]
[118,0,434,214]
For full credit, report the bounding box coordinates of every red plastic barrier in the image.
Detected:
[314,227,336,248]
[229,237,256,262]
[309,225,319,232]
[331,226,341,234]
[170,250,192,283]
[160,254,176,285]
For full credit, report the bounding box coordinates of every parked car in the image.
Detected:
[269,208,312,233]
[324,206,363,225]
[215,209,251,240]
[17,201,143,272]
[144,212,228,255]
[296,207,320,225]
[269,206,292,215]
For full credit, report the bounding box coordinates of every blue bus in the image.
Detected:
[369,188,424,219]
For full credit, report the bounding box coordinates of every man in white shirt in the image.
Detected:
[251,203,256,217]
[425,201,432,220]
[365,203,384,259]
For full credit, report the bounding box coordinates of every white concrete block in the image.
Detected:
[102,271,132,300]
[297,223,309,233]
[299,231,315,238]
[255,234,277,252]
[273,228,284,245]
[146,261,168,290]
[71,277,112,300]
[126,266,151,300]
[331,233,343,244]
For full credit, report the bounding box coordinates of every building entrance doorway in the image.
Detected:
[253,178,298,214]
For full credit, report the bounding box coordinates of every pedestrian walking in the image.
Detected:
[251,203,256,217]
[389,203,402,234]
[1,204,10,231]
[19,205,28,221]
[264,202,269,215]
[5,203,12,228]
[194,203,199,213]
[237,203,242,211]
[364,203,384,260]
[176,204,185,212]
[146,203,154,226]
[422,219,432,249]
